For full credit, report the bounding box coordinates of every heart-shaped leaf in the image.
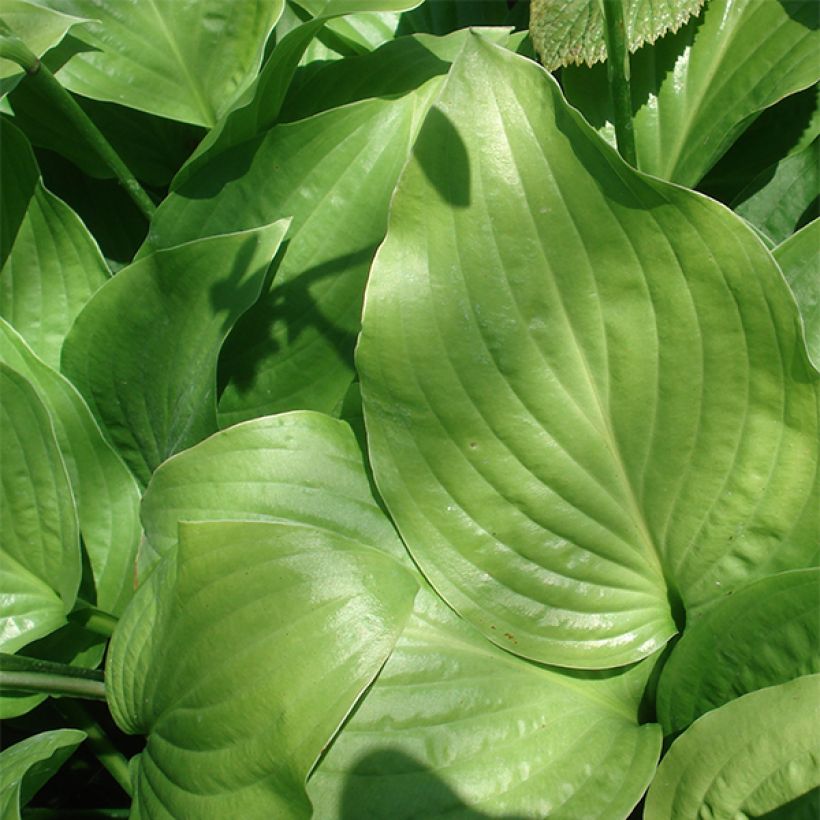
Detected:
[140,411,406,577]
[61,221,289,484]
[310,586,661,818]
[656,569,820,735]
[107,519,417,819]
[37,0,285,127]
[644,675,820,818]
[357,35,819,669]
[0,320,140,615]
[0,364,80,652]
[0,729,85,819]
[529,0,705,71]
[775,218,820,370]
[563,0,820,186]
[0,119,109,369]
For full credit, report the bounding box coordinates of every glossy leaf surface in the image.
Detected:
[39,0,284,126]
[140,411,406,577]
[564,0,820,186]
[310,586,660,818]
[0,119,109,368]
[529,0,704,70]
[62,222,289,484]
[0,729,85,819]
[657,569,820,735]
[148,93,430,425]
[0,365,79,652]
[107,520,416,819]
[775,218,820,369]
[0,320,140,615]
[358,36,819,669]
[644,675,820,818]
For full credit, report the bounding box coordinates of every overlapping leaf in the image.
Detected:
[0,119,109,368]
[357,35,819,669]
[563,0,820,186]
[107,520,417,819]
[310,586,661,818]
[645,675,820,818]
[656,569,820,735]
[0,365,80,652]
[37,0,284,126]
[62,222,289,484]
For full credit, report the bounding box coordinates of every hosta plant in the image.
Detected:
[0,0,818,817]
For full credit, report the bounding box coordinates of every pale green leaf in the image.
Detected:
[0,364,80,652]
[0,729,85,820]
[775,218,820,370]
[733,138,819,245]
[563,0,820,186]
[310,586,661,818]
[146,92,431,425]
[358,35,819,669]
[61,222,290,485]
[657,569,820,735]
[0,118,109,368]
[37,0,285,127]
[107,519,417,819]
[0,0,88,97]
[140,411,406,578]
[644,675,820,819]
[0,319,140,615]
[529,0,705,71]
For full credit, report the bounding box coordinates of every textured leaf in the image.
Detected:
[0,729,85,819]
[775,219,820,370]
[733,138,819,246]
[0,319,140,615]
[0,364,80,652]
[107,519,417,819]
[38,0,284,126]
[529,0,705,71]
[358,35,819,669]
[147,92,431,425]
[140,411,405,578]
[0,0,87,97]
[657,569,820,735]
[644,675,820,819]
[563,0,820,186]
[310,586,661,818]
[0,118,109,368]
[61,222,290,484]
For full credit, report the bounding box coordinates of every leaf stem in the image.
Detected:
[69,602,119,638]
[56,700,134,798]
[0,34,156,220]
[599,0,637,166]
[0,653,105,700]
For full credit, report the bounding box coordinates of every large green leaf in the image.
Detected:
[733,138,819,246]
[140,411,406,578]
[644,675,820,819]
[0,729,85,819]
[0,119,109,368]
[775,218,820,370]
[33,0,284,127]
[0,319,140,615]
[0,0,87,97]
[0,364,80,652]
[656,569,820,735]
[61,222,289,485]
[563,0,820,187]
[310,586,660,818]
[147,91,432,425]
[529,0,705,71]
[358,35,819,669]
[107,519,417,819]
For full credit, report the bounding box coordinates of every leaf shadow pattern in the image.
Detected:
[778,0,819,30]
[333,749,527,820]
[413,106,471,208]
